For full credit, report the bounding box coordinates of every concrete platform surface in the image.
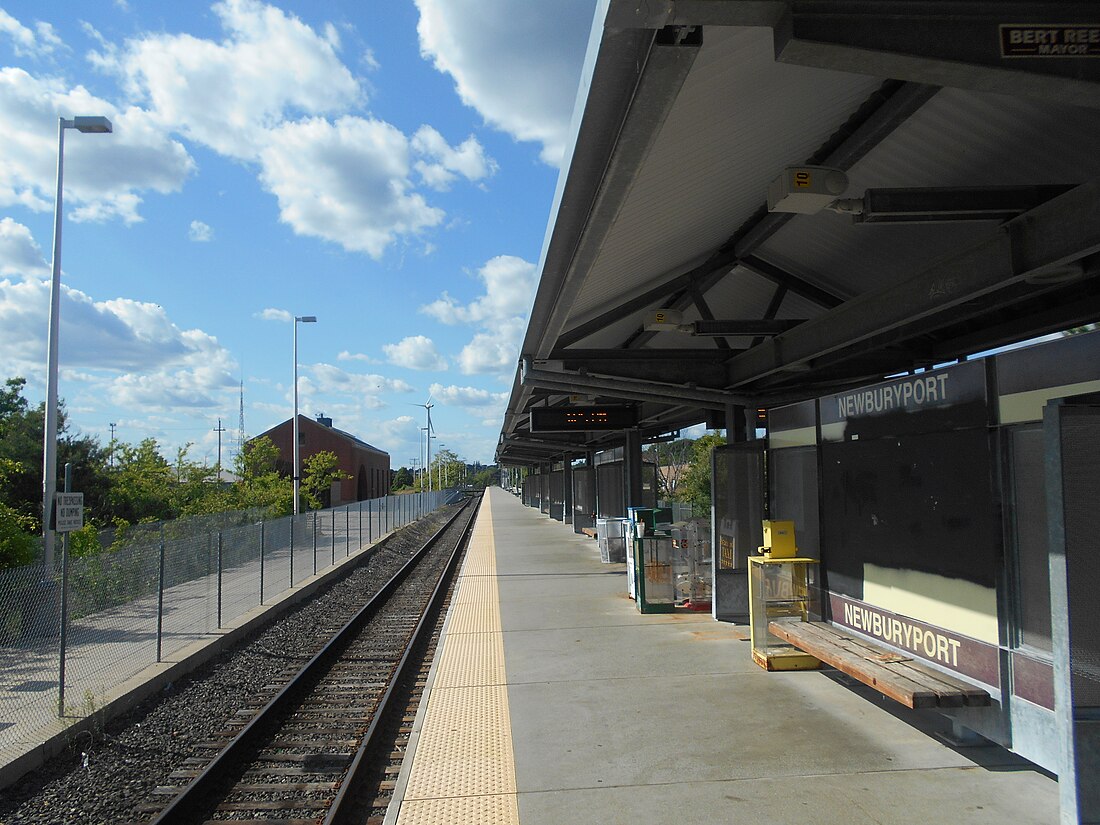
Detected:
[387,487,1058,825]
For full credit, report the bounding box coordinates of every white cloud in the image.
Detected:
[415,0,595,165]
[428,381,508,424]
[296,363,415,413]
[382,335,448,371]
[337,350,378,363]
[259,116,443,257]
[256,307,291,322]
[420,255,535,376]
[0,9,61,56]
[0,218,48,277]
[0,68,195,223]
[0,276,238,409]
[455,318,526,375]
[411,125,496,191]
[100,0,360,160]
[188,219,213,242]
[421,255,536,325]
[70,2,497,257]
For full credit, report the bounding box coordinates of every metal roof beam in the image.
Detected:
[726,179,1100,386]
[850,185,1076,224]
[774,4,1100,108]
[555,249,739,349]
[619,80,933,349]
[549,348,733,361]
[739,256,843,308]
[691,319,805,337]
[522,361,747,409]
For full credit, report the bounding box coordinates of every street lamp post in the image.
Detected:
[42,115,112,574]
[292,315,317,515]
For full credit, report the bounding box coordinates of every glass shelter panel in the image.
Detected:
[572,467,596,534]
[596,463,625,518]
[769,447,820,560]
[549,470,564,520]
[711,443,764,621]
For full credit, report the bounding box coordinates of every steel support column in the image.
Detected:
[624,428,644,511]
[1044,399,1100,824]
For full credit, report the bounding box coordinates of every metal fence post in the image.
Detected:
[289,513,295,587]
[259,519,265,605]
[385,494,389,534]
[57,544,69,716]
[156,527,166,663]
[217,531,223,628]
[312,511,318,575]
[345,505,350,557]
[57,462,71,717]
[331,509,336,565]
[368,498,373,545]
[358,500,363,549]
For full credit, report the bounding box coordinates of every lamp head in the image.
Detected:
[73,116,113,134]
[296,315,317,323]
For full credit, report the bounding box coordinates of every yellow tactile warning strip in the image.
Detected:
[395,495,520,825]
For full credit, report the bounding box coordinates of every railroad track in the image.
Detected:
[136,493,481,825]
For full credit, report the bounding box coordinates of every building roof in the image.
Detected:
[498,1,1100,465]
[254,415,389,457]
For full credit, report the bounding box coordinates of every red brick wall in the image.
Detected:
[257,416,390,504]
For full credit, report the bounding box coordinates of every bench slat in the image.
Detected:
[791,622,990,707]
[790,622,964,707]
[769,620,989,709]
[771,621,940,707]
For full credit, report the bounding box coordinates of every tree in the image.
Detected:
[300,451,349,510]
[468,466,498,489]
[170,443,225,516]
[233,437,292,515]
[391,466,413,490]
[429,448,464,489]
[0,458,37,569]
[645,438,694,500]
[0,376,110,527]
[107,438,175,524]
[675,432,726,511]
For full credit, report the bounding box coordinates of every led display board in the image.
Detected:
[529,406,637,432]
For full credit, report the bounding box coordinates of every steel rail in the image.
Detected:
[323,492,481,824]
[149,496,478,825]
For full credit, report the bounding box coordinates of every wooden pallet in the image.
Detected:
[768,620,990,709]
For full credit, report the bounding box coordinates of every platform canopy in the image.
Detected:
[497,1,1100,465]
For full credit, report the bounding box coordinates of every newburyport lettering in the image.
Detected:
[835,374,949,419]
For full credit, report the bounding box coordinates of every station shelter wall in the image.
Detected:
[753,330,1100,768]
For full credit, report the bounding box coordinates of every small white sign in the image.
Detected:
[55,493,84,532]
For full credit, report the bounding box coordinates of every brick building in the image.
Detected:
[253,414,390,506]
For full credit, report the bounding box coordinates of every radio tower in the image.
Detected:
[235,380,246,461]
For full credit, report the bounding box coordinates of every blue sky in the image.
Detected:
[0,0,598,469]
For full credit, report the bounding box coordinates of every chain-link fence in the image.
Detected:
[0,490,450,757]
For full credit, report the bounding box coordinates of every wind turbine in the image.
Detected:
[412,395,435,492]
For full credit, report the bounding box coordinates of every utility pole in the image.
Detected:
[108,422,116,469]
[213,418,227,479]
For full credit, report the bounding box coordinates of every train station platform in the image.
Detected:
[386,487,1059,825]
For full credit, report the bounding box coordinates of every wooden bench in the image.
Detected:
[581,528,598,539]
[768,620,990,709]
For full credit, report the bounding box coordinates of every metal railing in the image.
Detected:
[0,490,449,756]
